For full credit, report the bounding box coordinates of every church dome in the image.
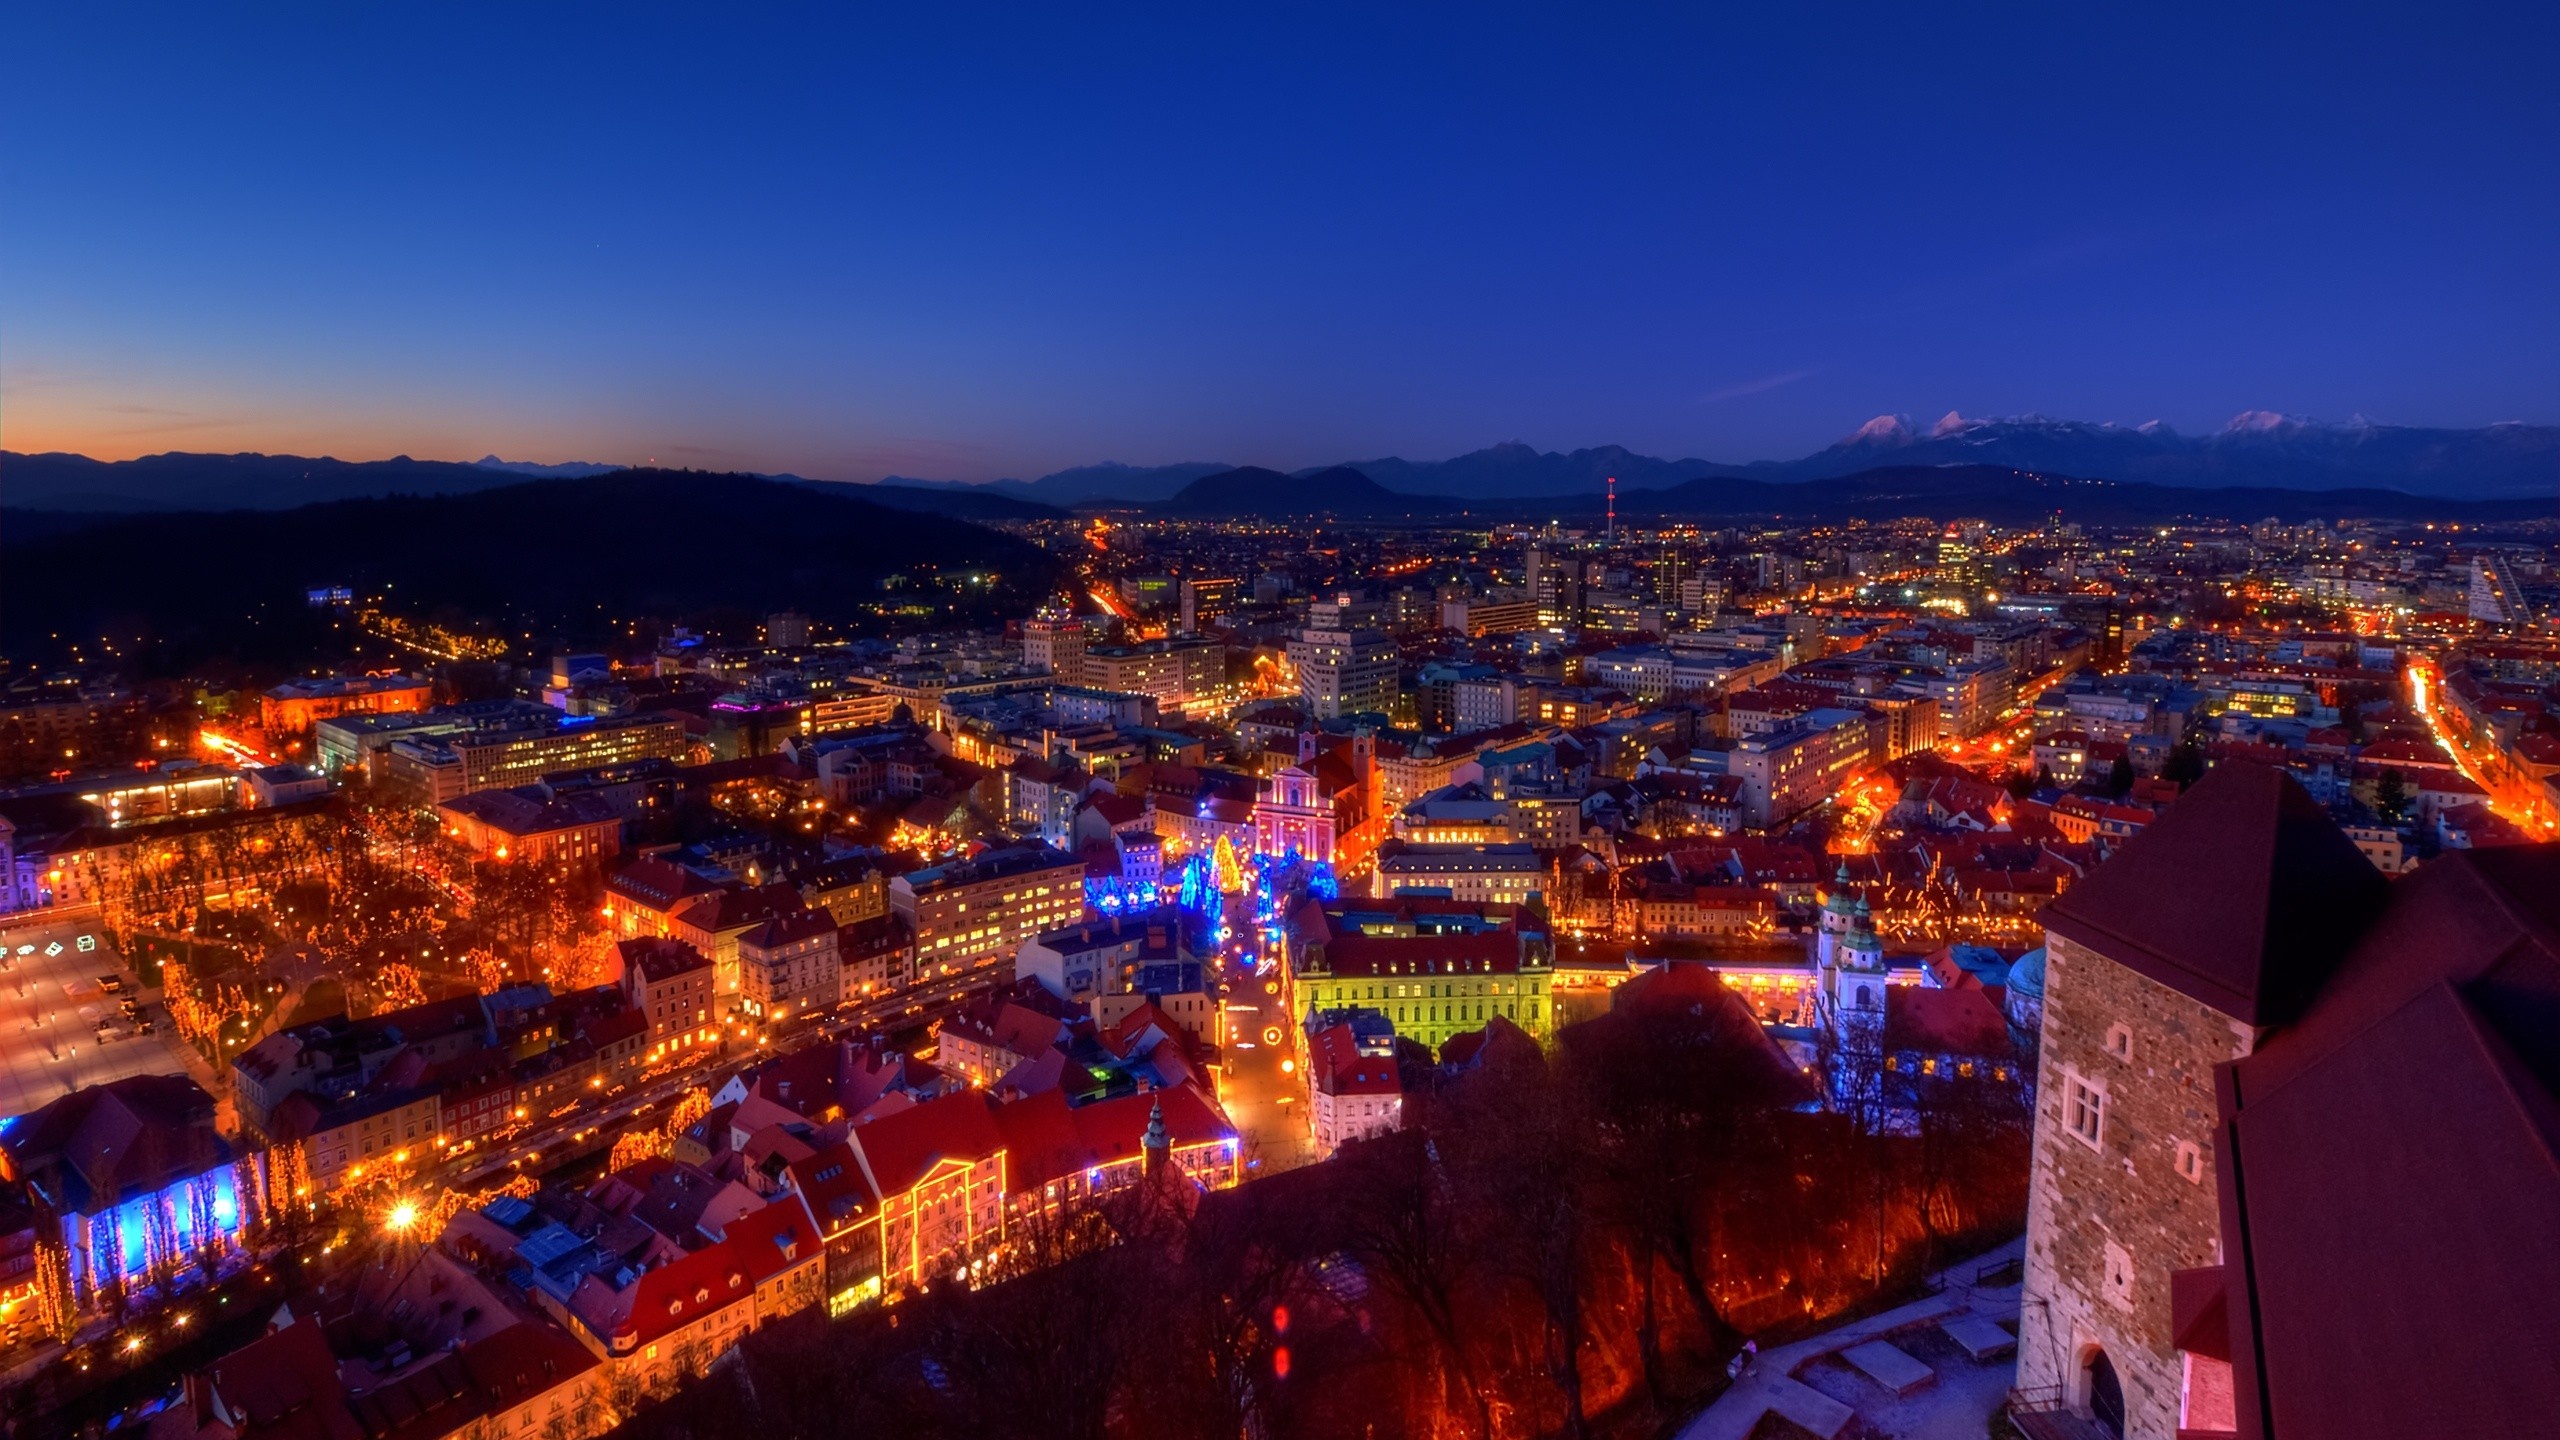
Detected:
[2006,946,2048,1000]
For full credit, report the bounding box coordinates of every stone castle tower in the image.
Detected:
[2017,765,2383,1439]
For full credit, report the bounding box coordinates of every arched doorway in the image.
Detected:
[2087,1347,2126,1437]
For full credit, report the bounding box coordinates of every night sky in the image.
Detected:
[6,4,2555,481]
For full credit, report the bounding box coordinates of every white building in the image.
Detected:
[1729,708,1881,828]
[1288,626,1399,720]
[1306,1019,1402,1160]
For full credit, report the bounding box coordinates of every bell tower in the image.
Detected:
[1816,859,1860,969]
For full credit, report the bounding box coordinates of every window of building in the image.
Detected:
[2066,1073,2106,1150]
[2174,1139,2205,1185]
[2104,1023,2134,1062]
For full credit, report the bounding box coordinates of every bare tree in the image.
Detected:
[1329,1132,1496,1440]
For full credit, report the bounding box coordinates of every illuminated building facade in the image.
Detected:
[385,713,690,802]
[1306,1018,1401,1160]
[669,882,812,998]
[1079,638,1225,707]
[259,674,432,735]
[1254,764,1337,862]
[890,843,1087,982]
[1020,616,1089,680]
[1178,577,1240,634]
[736,909,841,1022]
[1370,842,1544,905]
[437,787,623,864]
[605,855,728,940]
[620,937,718,1057]
[1730,707,1884,828]
[0,1076,246,1302]
[1288,896,1555,1051]
[1287,626,1399,720]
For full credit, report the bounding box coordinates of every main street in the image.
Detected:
[1212,947,1315,1177]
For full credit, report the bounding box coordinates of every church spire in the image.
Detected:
[1142,1096,1171,1179]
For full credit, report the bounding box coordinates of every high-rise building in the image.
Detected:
[1022,616,1088,682]
[1728,707,1884,827]
[1288,627,1399,720]
[1179,577,1241,634]
[1438,593,1541,638]
[1079,637,1224,707]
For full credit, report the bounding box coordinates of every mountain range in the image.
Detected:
[877,413,2560,504]
[5,411,2554,517]
[1131,462,2549,525]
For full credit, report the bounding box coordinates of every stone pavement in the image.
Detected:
[1676,1236,2026,1440]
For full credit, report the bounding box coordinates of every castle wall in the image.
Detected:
[2017,930,2251,1439]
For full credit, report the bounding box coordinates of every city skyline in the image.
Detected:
[4,10,2557,1440]
[8,6,2560,479]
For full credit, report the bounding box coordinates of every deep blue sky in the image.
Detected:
[6,4,2555,481]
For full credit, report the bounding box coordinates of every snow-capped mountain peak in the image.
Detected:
[1845,414,1915,446]
[2223,410,2314,435]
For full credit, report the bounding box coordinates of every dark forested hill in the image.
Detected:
[2,470,1060,669]
[1154,465,1462,518]
[2,449,529,511]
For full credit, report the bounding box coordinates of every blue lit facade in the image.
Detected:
[0,1076,253,1305]
[68,1166,244,1293]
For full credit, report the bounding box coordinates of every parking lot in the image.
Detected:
[0,918,194,1120]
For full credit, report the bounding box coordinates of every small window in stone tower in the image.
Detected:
[2105,1023,2133,1061]
[2175,1139,2206,1184]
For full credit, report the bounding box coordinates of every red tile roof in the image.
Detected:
[1308,1024,1400,1098]
[715,1191,821,1284]
[849,1090,1005,1197]
[202,1317,357,1440]
[675,882,808,936]
[992,1083,1233,1189]
[2217,849,2560,1435]
[1881,985,2013,1058]
[619,936,710,982]
[783,1140,879,1233]
[607,1231,760,1350]
[738,907,838,951]
[606,856,725,908]
[1320,929,1525,979]
[456,1320,597,1413]
[2040,762,2386,1026]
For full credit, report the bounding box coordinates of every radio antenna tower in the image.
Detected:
[1606,475,1617,545]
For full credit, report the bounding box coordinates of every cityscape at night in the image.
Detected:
[4,8,2559,1440]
